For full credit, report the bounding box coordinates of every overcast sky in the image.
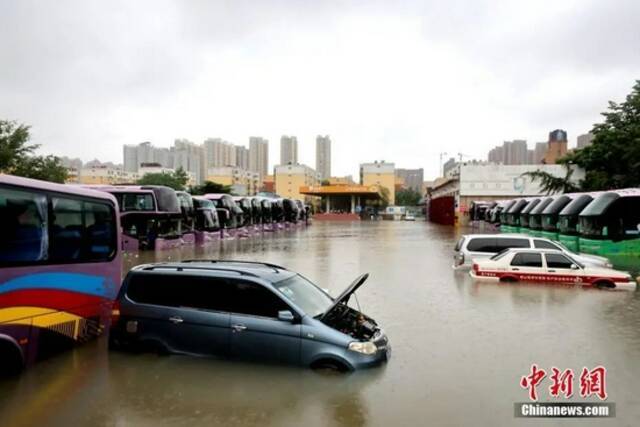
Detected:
[1,0,638,179]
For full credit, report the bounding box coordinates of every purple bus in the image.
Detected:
[0,175,122,375]
[82,185,183,250]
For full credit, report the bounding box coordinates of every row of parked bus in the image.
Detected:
[79,185,310,250]
[469,188,640,270]
[0,174,310,374]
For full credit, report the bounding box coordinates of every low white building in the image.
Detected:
[428,162,585,226]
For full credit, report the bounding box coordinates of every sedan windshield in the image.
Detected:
[273,274,333,317]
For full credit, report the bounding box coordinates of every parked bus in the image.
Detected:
[192,196,221,243]
[527,196,555,237]
[83,185,183,250]
[501,198,528,233]
[517,198,541,234]
[1,175,121,375]
[540,194,575,241]
[557,193,598,252]
[176,191,196,245]
[578,189,640,270]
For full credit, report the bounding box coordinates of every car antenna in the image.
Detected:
[353,292,362,312]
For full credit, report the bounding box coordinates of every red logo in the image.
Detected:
[521,365,607,401]
[580,366,608,400]
[520,364,546,401]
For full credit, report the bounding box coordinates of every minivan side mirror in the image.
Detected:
[277,310,295,322]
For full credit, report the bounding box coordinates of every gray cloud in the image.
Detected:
[0,0,638,178]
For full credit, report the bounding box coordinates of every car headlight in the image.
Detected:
[348,341,377,355]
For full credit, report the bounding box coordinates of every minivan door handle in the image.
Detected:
[169,316,183,324]
[231,324,247,333]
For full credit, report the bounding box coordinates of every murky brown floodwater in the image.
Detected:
[1,221,640,426]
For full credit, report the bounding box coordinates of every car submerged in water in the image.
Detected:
[110,261,390,371]
[469,248,636,290]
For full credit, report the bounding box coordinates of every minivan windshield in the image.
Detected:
[274,274,333,317]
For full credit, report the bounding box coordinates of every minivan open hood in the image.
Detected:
[320,273,369,319]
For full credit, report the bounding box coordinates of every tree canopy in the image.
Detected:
[395,188,423,206]
[137,166,190,191]
[0,119,68,183]
[189,180,232,195]
[562,80,640,190]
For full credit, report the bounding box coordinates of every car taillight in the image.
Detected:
[472,263,479,272]
[457,253,465,266]
[111,300,121,327]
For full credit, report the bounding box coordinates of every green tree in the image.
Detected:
[137,167,189,191]
[12,155,69,184]
[521,165,580,195]
[561,80,640,190]
[189,180,232,195]
[0,119,68,183]
[395,188,422,206]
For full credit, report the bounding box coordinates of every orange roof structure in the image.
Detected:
[299,184,382,198]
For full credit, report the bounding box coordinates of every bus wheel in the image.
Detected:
[0,341,24,377]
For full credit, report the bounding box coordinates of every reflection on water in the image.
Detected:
[2,221,640,426]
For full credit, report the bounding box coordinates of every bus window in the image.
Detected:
[0,187,48,263]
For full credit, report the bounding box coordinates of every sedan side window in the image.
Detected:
[228,281,291,318]
[510,253,543,267]
[545,253,575,269]
[534,240,560,250]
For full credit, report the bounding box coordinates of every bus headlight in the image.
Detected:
[348,341,377,355]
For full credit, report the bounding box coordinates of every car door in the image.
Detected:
[227,280,302,365]
[544,253,583,285]
[165,275,231,358]
[509,252,544,281]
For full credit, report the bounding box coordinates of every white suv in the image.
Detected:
[453,234,612,269]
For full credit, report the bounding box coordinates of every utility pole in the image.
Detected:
[439,152,448,177]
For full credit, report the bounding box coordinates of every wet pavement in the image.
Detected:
[1,221,640,426]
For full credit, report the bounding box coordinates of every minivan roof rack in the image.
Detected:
[138,264,260,278]
[180,259,287,272]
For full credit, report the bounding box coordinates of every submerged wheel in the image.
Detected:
[594,280,615,289]
[499,276,518,283]
[310,359,350,373]
[0,341,24,377]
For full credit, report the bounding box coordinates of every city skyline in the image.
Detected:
[2,1,637,180]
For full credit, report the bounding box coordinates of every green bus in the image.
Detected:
[540,194,574,241]
[527,196,556,238]
[501,198,528,233]
[557,193,598,252]
[578,189,640,271]
[518,198,541,235]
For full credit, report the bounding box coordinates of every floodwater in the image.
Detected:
[2,221,640,426]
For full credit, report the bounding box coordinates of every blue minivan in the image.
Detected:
[110,260,390,371]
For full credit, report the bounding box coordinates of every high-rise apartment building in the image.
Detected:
[249,137,269,178]
[235,145,249,170]
[315,135,331,180]
[487,140,536,165]
[395,168,424,193]
[280,135,298,165]
[533,142,547,164]
[543,129,568,164]
[577,133,594,149]
[204,138,237,169]
[172,139,205,184]
[123,141,174,172]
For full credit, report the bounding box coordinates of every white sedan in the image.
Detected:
[469,248,636,290]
